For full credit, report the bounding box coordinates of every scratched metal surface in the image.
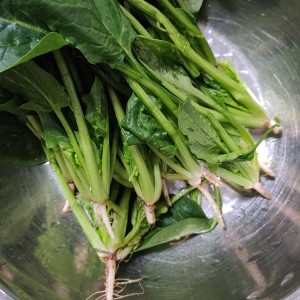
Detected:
[1,0,300,299]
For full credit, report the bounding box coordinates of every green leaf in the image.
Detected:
[0,61,70,112]
[134,36,199,85]
[42,114,69,149]
[121,93,177,158]
[137,196,216,251]
[201,60,250,111]
[201,85,247,112]
[0,2,68,73]
[41,113,83,166]
[82,77,108,143]
[159,0,215,64]
[0,112,46,166]
[178,0,204,14]
[0,87,27,121]
[178,100,227,161]
[0,0,136,67]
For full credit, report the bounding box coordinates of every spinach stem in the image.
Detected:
[176,0,189,11]
[44,146,106,252]
[142,62,255,146]
[117,63,178,116]
[109,86,162,211]
[53,50,115,239]
[158,0,216,65]
[53,50,107,203]
[124,77,202,183]
[126,0,267,118]
[119,4,152,38]
[58,150,92,200]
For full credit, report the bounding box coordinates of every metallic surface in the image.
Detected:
[1,0,300,299]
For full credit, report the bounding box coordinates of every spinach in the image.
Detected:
[0,10,68,72]
[0,1,279,299]
[109,88,163,224]
[0,60,70,112]
[121,93,177,158]
[175,0,204,15]
[178,99,227,161]
[1,0,136,68]
[137,195,217,251]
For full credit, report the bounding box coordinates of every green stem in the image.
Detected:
[171,185,196,204]
[141,61,266,128]
[101,127,111,197]
[107,188,131,250]
[59,149,93,200]
[159,0,216,65]
[52,148,73,182]
[140,61,255,146]
[227,107,267,128]
[125,78,201,181]
[149,145,192,179]
[109,86,158,204]
[26,115,45,140]
[119,4,152,38]
[205,113,238,152]
[118,210,148,249]
[54,109,88,173]
[176,0,189,11]
[113,158,133,187]
[44,147,106,252]
[152,154,163,203]
[117,63,178,116]
[126,0,267,118]
[53,50,107,203]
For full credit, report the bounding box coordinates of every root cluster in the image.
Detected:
[86,277,144,300]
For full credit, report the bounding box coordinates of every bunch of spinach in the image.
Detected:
[0,0,279,299]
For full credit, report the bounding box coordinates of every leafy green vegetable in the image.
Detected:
[176,0,204,15]
[0,60,70,112]
[1,0,136,68]
[158,0,214,64]
[137,195,217,251]
[178,99,227,161]
[0,3,68,72]
[109,87,163,224]
[121,93,177,158]
[0,1,279,299]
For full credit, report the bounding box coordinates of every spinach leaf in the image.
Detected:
[137,195,216,251]
[134,36,199,84]
[201,85,247,112]
[0,87,27,120]
[121,93,177,158]
[0,61,70,112]
[0,1,68,72]
[0,112,46,166]
[177,0,204,14]
[0,0,136,68]
[82,77,108,143]
[158,0,215,64]
[178,99,227,161]
[42,114,67,149]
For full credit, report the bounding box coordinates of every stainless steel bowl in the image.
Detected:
[1,0,300,299]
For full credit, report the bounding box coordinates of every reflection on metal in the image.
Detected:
[1,0,300,299]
